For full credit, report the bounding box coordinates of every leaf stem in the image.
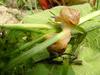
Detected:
[0,24,52,30]
[79,10,100,24]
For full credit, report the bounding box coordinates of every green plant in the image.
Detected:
[0,3,100,75]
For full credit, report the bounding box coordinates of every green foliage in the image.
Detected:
[5,31,66,70]
[0,0,3,5]
[23,24,100,75]
[22,3,100,75]
[0,3,100,75]
[16,0,38,10]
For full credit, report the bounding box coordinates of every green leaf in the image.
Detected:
[69,29,100,75]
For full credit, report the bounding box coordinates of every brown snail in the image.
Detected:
[47,7,80,54]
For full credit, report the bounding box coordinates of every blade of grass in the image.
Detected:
[79,10,100,24]
[72,20,100,34]
[0,24,52,31]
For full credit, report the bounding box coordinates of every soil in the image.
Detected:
[0,6,26,24]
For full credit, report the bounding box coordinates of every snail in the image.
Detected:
[46,6,80,55]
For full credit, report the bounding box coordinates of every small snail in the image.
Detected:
[47,7,80,55]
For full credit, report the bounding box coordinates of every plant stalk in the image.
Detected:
[79,10,100,24]
[0,24,52,30]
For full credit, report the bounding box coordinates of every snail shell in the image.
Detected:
[55,6,80,26]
